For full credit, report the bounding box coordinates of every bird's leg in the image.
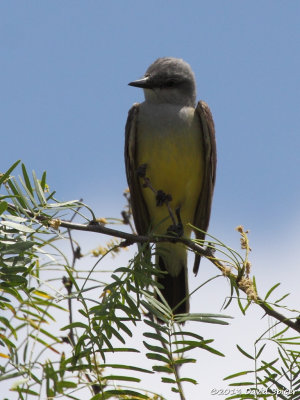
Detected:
[167,206,184,238]
[175,207,184,236]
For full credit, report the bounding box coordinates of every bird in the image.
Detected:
[125,57,216,315]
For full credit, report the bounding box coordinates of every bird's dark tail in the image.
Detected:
[156,252,189,315]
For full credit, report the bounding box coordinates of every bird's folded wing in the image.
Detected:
[125,104,150,235]
[193,100,217,275]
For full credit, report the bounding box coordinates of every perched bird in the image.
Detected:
[125,57,216,315]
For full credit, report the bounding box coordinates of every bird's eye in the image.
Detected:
[165,79,176,87]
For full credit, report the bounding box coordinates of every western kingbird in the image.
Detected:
[125,57,216,315]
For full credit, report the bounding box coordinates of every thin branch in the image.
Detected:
[256,300,300,332]
[7,203,300,334]
[53,220,300,334]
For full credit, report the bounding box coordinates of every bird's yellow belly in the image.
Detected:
[137,106,204,235]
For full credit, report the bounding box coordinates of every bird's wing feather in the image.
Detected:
[193,101,217,275]
[125,104,150,235]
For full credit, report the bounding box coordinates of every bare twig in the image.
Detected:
[7,203,300,334]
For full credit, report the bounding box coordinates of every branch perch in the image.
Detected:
[6,203,300,334]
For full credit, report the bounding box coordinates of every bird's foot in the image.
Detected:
[167,223,184,239]
[166,207,184,240]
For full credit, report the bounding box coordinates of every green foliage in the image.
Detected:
[224,300,300,399]
[0,162,299,400]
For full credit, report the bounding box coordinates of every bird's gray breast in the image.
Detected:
[137,102,195,140]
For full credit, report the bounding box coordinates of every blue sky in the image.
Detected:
[1,2,300,398]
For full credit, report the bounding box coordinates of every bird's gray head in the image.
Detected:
[129,57,196,107]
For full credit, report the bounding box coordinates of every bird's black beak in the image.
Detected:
[128,76,152,89]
